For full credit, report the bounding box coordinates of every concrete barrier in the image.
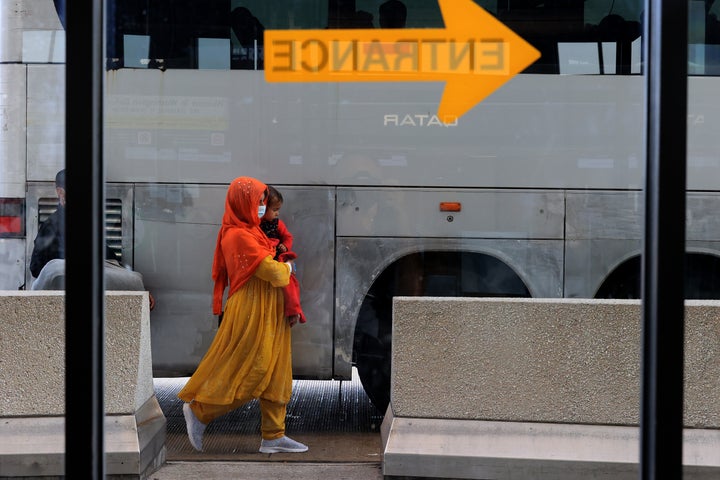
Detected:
[382,297,720,479]
[0,291,166,479]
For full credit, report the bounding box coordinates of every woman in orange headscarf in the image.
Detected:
[178,177,308,454]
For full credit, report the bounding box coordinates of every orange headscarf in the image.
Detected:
[211,177,275,314]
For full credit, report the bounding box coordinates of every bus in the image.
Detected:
[2,0,720,412]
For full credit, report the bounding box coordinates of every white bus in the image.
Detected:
[2,0,720,411]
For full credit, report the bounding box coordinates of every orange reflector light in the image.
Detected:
[439,202,462,212]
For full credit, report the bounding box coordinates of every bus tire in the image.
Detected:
[354,329,391,414]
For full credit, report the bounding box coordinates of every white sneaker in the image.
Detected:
[183,402,206,452]
[259,435,308,453]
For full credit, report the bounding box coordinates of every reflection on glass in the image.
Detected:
[378,0,407,28]
[230,7,264,69]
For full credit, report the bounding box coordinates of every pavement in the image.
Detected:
[149,461,384,479]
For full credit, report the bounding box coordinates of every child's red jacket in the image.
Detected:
[261,218,305,323]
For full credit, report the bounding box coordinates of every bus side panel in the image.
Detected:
[106,70,262,184]
[0,239,26,290]
[566,191,720,298]
[0,0,63,63]
[687,193,720,242]
[93,67,295,184]
[0,65,27,198]
[104,69,652,190]
[278,186,336,378]
[105,70,336,187]
[26,64,65,183]
[336,188,565,239]
[565,191,643,298]
[330,76,645,189]
[0,63,27,288]
[565,238,642,299]
[135,184,335,378]
[134,184,228,376]
[688,77,720,191]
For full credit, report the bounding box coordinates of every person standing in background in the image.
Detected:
[30,169,156,310]
[29,169,67,279]
[29,169,122,278]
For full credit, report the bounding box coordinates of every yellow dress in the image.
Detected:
[178,256,292,422]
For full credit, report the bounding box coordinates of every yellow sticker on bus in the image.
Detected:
[264,0,541,122]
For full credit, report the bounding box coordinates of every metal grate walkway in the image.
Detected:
[155,369,385,462]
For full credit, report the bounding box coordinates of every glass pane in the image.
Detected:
[7,0,720,475]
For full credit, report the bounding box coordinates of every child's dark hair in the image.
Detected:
[267,185,283,206]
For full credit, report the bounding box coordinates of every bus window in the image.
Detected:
[104,0,720,75]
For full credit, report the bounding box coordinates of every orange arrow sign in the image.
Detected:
[264,0,540,121]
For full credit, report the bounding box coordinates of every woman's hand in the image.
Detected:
[287,314,300,327]
[285,260,296,274]
[278,243,288,253]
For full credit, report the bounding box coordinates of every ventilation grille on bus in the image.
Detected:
[38,197,124,263]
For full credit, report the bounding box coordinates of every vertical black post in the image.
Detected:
[64,0,106,478]
[641,0,687,478]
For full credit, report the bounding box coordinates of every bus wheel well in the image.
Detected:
[595,252,720,299]
[352,250,531,413]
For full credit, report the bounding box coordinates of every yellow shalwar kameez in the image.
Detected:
[178,256,292,439]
